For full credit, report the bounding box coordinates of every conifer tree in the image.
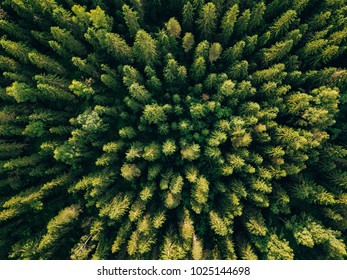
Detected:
[182,32,195,53]
[37,205,81,258]
[133,30,158,66]
[182,1,195,31]
[166,18,182,38]
[102,33,132,63]
[209,42,222,63]
[191,56,206,81]
[196,2,217,40]
[220,4,239,44]
[122,4,140,38]
[0,0,347,261]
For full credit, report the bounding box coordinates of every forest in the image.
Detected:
[0,0,346,260]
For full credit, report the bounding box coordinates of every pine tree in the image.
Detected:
[142,142,161,161]
[99,194,132,221]
[223,40,245,63]
[1,0,347,261]
[263,40,294,64]
[191,56,206,81]
[0,20,30,41]
[141,104,167,124]
[248,2,266,32]
[270,10,297,38]
[50,26,86,56]
[6,82,37,103]
[182,1,195,31]
[196,2,217,40]
[122,4,140,38]
[162,139,177,156]
[166,18,182,38]
[0,38,31,63]
[181,143,201,161]
[182,32,195,53]
[209,211,228,236]
[220,4,239,44]
[28,51,66,75]
[121,163,141,181]
[101,32,132,63]
[209,42,222,63]
[38,205,81,256]
[133,30,158,66]
[234,9,251,38]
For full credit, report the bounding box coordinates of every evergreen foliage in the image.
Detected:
[0,0,346,260]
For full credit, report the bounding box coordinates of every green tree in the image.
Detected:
[182,32,195,53]
[196,3,217,40]
[0,38,31,63]
[182,1,195,31]
[209,42,222,63]
[6,82,36,103]
[270,10,297,38]
[191,56,206,81]
[101,32,132,63]
[1,0,347,261]
[220,4,239,44]
[122,4,140,38]
[166,18,182,38]
[248,2,266,32]
[28,51,66,75]
[234,9,251,38]
[133,30,158,66]
[263,40,294,64]
[38,205,81,257]
[50,26,86,55]
[141,104,168,124]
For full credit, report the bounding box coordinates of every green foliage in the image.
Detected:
[122,4,140,38]
[181,143,201,161]
[182,32,195,53]
[182,1,195,31]
[209,42,222,63]
[102,33,132,63]
[69,80,94,98]
[220,4,239,43]
[263,40,294,64]
[162,139,177,156]
[191,56,206,81]
[121,163,141,181]
[28,51,66,75]
[196,3,217,40]
[133,30,157,66]
[270,10,297,38]
[38,205,81,256]
[0,38,31,63]
[1,0,347,261]
[50,26,86,56]
[209,211,228,236]
[6,82,36,102]
[166,18,182,38]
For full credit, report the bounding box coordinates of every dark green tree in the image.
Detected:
[0,0,347,261]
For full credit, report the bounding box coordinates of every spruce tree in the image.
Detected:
[0,0,347,260]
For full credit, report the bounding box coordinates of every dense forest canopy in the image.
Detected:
[0,0,347,260]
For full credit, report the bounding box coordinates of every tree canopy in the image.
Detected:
[0,0,347,260]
